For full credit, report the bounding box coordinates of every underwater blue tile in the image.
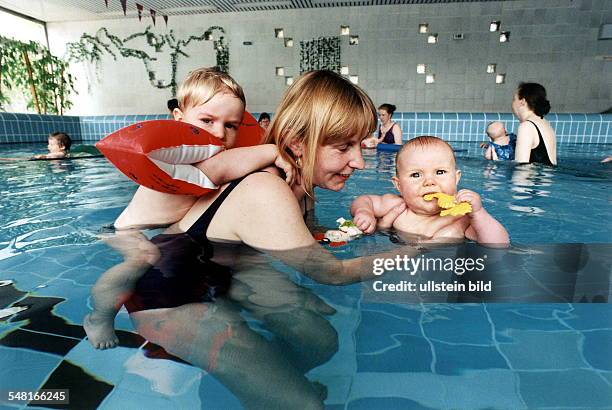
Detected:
[582,329,612,371]
[433,341,508,375]
[518,369,612,408]
[197,374,243,409]
[356,334,433,373]
[0,346,62,394]
[65,340,139,385]
[356,308,424,354]
[423,304,493,344]
[486,305,570,340]
[348,397,437,410]
[416,112,429,120]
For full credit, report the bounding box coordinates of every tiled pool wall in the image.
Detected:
[1,112,610,144]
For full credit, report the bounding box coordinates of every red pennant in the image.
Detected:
[150,9,156,26]
[163,15,168,26]
[136,3,143,21]
[119,0,127,15]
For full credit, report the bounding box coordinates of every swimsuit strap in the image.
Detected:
[186,175,248,237]
[526,120,553,165]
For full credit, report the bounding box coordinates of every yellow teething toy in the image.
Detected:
[423,192,472,216]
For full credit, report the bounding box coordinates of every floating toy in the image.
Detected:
[96,112,263,195]
[423,192,472,216]
[314,218,363,247]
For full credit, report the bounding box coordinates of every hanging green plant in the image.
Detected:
[0,36,75,114]
[299,37,341,74]
[66,26,229,96]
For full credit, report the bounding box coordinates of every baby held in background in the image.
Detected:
[351,136,509,247]
[482,121,517,161]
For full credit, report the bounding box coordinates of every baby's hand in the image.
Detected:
[353,210,377,234]
[480,142,489,149]
[455,189,483,214]
[274,153,294,185]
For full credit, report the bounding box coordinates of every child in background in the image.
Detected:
[113,67,292,230]
[258,112,271,129]
[351,136,509,247]
[482,121,517,161]
[85,67,292,349]
[0,132,72,161]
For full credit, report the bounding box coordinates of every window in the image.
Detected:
[0,9,46,44]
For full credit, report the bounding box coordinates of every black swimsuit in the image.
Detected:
[124,176,247,313]
[527,120,554,166]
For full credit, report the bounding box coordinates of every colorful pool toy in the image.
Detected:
[96,113,263,195]
[314,218,364,247]
[423,192,472,216]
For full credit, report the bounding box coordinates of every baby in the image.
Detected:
[0,132,72,161]
[351,136,509,246]
[85,67,292,349]
[482,121,517,161]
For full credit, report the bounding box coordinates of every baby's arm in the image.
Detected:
[194,144,293,186]
[351,194,405,234]
[455,189,509,247]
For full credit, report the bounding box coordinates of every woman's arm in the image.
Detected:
[514,122,535,163]
[229,173,417,284]
[392,124,403,145]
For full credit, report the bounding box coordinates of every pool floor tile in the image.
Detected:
[582,330,612,371]
[433,341,509,374]
[356,334,433,373]
[0,346,62,400]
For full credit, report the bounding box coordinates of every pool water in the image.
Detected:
[0,142,611,409]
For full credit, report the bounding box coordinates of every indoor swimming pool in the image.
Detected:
[1,142,611,409]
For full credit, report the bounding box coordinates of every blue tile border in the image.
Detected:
[1,112,610,144]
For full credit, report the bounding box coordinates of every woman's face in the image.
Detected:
[511,92,522,117]
[378,109,391,124]
[312,134,365,191]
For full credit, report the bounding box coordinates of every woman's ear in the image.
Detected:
[287,137,303,158]
[172,108,184,121]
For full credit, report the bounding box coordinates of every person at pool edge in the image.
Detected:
[361,103,403,148]
[351,136,509,247]
[85,67,295,348]
[481,121,517,161]
[258,112,271,129]
[512,82,557,165]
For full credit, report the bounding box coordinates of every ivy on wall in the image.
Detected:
[66,26,229,96]
[299,37,341,74]
[0,36,75,114]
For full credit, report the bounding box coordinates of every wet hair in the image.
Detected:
[396,135,455,174]
[258,112,270,122]
[264,70,377,197]
[176,67,245,111]
[167,98,179,112]
[378,103,397,116]
[517,82,550,118]
[49,132,72,151]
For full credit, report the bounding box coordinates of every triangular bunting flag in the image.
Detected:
[104,0,108,8]
[136,3,143,21]
[119,0,127,15]
[150,9,156,26]
[163,15,168,27]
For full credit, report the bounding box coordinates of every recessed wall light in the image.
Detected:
[284,38,293,47]
[487,64,496,73]
[499,31,510,42]
[419,23,428,34]
[340,25,350,35]
[427,34,438,44]
[349,35,359,45]
[276,67,285,76]
[425,74,435,84]
[340,66,349,75]
[349,75,359,84]
[490,21,500,32]
[417,64,426,74]
[495,74,506,84]
[285,76,294,85]
[274,28,284,38]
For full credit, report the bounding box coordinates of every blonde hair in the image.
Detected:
[264,70,377,197]
[177,67,245,111]
[396,136,455,174]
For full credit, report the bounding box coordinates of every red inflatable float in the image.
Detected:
[96,112,263,196]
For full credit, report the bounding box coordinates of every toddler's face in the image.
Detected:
[47,137,64,154]
[175,92,244,148]
[393,145,461,215]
